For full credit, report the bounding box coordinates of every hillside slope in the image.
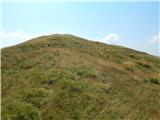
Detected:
[2,34,160,120]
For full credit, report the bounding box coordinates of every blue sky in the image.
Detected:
[1,1,159,56]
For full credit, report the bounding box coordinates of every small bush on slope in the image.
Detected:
[19,88,49,108]
[123,61,135,72]
[2,98,40,120]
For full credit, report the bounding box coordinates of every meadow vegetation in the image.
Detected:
[2,34,160,120]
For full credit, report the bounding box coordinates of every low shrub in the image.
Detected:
[150,78,159,85]
[149,73,160,85]
[2,99,40,120]
[123,61,135,71]
[20,88,48,107]
[58,79,85,93]
[137,60,152,69]
[73,68,97,79]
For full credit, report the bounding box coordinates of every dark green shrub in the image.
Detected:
[137,61,152,69]
[73,68,97,79]
[150,78,159,85]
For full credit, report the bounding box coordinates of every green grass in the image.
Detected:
[2,98,40,120]
[2,34,160,120]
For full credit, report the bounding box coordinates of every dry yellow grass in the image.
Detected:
[123,61,135,71]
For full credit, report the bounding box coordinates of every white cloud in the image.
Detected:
[0,30,33,40]
[0,30,45,48]
[101,33,119,43]
[150,33,160,44]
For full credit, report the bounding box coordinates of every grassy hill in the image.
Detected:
[2,34,160,120]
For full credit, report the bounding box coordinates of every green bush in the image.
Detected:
[2,99,40,120]
[73,68,97,79]
[20,88,48,107]
[58,79,85,93]
[56,70,75,80]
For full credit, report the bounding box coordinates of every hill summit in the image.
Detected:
[2,34,160,120]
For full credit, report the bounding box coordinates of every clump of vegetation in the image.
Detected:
[137,60,152,69]
[20,88,48,107]
[58,79,85,93]
[149,73,160,85]
[73,67,97,79]
[123,61,135,71]
[150,78,159,85]
[2,98,40,120]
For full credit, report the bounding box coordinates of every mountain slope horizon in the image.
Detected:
[2,34,160,120]
[3,34,158,57]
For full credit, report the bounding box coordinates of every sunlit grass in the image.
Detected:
[2,34,160,120]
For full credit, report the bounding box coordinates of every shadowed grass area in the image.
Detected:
[2,34,160,120]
